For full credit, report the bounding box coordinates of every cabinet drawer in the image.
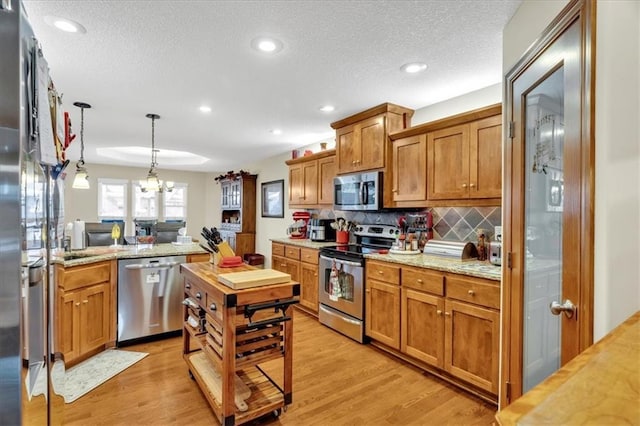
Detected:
[184,279,205,304]
[285,246,301,260]
[300,248,318,265]
[59,261,111,291]
[205,290,223,325]
[366,260,400,285]
[272,243,285,257]
[446,275,500,309]
[402,266,444,296]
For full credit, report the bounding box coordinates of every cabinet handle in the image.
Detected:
[445,312,451,316]
[468,290,475,296]
[314,273,318,277]
[392,189,398,193]
[462,183,468,188]
[209,303,217,311]
[82,300,88,304]
[365,289,370,293]
[378,270,384,275]
[75,302,80,307]
[417,279,423,283]
[470,183,476,188]
[436,310,442,316]
[196,292,202,300]
[280,264,286,267]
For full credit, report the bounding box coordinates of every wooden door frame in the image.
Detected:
[500,0,596,408]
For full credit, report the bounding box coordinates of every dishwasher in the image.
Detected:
[117,255,186,345]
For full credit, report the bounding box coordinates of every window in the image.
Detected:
[98,179,128,220]
[163,183,187,220]
[132,183,159,220]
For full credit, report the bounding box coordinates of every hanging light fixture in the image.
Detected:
[72,101,91,189]
[140,113,173,193]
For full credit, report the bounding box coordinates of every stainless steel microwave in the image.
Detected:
[333,171,382,211]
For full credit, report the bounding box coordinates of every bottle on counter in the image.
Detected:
[477,232,487,261]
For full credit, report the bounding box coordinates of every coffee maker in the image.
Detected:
[309,219,337,242]
[287,211,311,239]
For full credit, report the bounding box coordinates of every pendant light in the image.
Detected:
[140,113,173,193]
[72,101,91,189]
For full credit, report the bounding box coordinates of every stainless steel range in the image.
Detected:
[318,224,399,342]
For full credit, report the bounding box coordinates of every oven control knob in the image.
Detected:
[356,226,362,232]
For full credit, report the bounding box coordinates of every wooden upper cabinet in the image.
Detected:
[331,103,414,175]
[470,115,502,199]
[318,155,336,205]
[391,134,427,203]
[286,150,335,208]
[427,124,470,200]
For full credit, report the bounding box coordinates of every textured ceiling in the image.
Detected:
[22,0,522,172]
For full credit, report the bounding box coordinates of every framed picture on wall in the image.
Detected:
[261,179,284,218]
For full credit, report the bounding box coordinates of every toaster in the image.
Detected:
[489,241,502,266]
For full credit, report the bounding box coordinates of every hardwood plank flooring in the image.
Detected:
[63,310,496,425]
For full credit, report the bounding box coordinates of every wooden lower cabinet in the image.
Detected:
[366,259,500,399]
[272,242,319,315]
[56,260,115,365]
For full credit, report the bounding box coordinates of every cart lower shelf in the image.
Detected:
[185,351,285,425]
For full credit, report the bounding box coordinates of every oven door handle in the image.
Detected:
[320,255,363,267]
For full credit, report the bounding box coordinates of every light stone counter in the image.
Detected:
[364,252,502,281]
[53,243,208,267]
[270,237,338,250]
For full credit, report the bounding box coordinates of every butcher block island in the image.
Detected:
[180,262,300,425]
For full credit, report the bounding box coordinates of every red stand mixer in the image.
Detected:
[287,211,311,239]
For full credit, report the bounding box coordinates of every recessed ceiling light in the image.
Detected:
[270,129,282,135]
[251,37,284,54]
[319,105,335,112]
[199,105,212,113]
[400,62,427,74]
[44,16,87,34]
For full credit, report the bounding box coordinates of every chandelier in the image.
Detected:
[140,113,173,193]
[72,101,91,189]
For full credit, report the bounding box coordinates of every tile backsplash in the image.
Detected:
[310,206,501,243]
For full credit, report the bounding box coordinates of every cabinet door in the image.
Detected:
[301,160,318,205]
[401,289,444,368]
[272,255,287,273]
[427,124,470,200]
[365,279,400,350]
[59,290,81,362]
[444,299,499,394]
[469,115,502,199]
[288,164,304,204]
[317,156,336,205]
[299,263,319,313]
[359,115,385,171]
[392,134,427,202]
[336,124,359,174]
[230,181,242,208]
[220,182,230,208]
[80,283,110,354]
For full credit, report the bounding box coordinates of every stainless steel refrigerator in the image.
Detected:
[1,1,65,423]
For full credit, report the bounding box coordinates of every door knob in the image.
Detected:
[550,299,576,319]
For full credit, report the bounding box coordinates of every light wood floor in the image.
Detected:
[63,310,496,425]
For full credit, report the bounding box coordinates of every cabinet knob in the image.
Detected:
[351,160,356,165]
[186,283,191,289]
[470,183,476,188]
[82,300,88,304]
[462,183,468,188]
[468,289,475,296]
[209,303,217,311]
[392,189,398,193]
[75,302,80,307]
[365,289,370,293]
[196,292,202,300]
[445,312,451,316]
[417,279,423,283]
[378,270,384,275]
[280,264,286,267]
[437,310,442,316]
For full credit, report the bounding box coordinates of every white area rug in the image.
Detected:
[64,349,148,403]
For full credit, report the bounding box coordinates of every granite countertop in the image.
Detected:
[270,237,338,249]
[364,252,502,281]
[53,243,207,267]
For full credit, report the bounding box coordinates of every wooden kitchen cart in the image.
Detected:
[180,262,299,426]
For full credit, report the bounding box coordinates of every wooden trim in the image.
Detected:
[389,104,502,140]
[285,148,336,165]
[330,103,414,129]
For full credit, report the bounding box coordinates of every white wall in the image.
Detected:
[503,0,640,340]
[63,163,210,240]
[411,84,502,125]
